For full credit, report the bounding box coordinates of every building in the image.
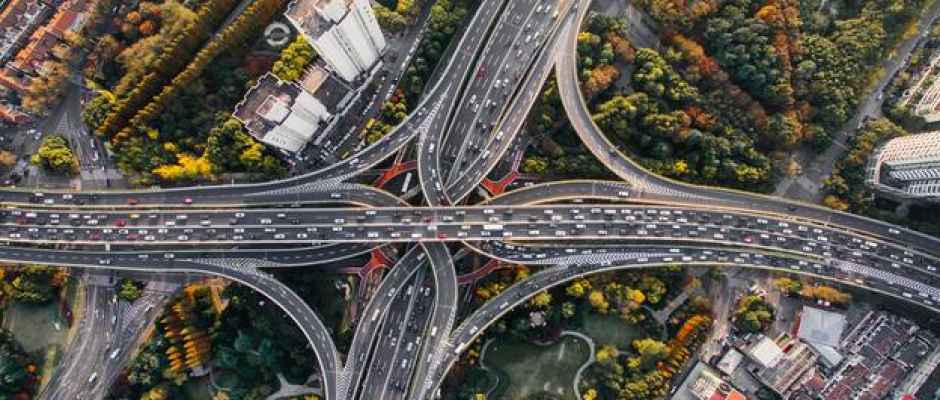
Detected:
[286,0,386,83]
[820,311,936,400]
[867,131,940,201]
[0,0,89,124]
[233,67,352,153]
[673,362,748,400]
[716,349,745,376]
[754,340,818,396]
[745,336,783,369]
[797,306,847,348]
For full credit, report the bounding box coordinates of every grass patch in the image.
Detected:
[181,377,213,400]
[481,335,589,399]
[3,301,67,352]
[580,313,646,349]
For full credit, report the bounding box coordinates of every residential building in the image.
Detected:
[754,339,818,396]
[867,131,940,201]
[233,67,352,153]
[286,0,386,83]
[673,362,748,400]
[0,0,88,123]
[820,311,936,400]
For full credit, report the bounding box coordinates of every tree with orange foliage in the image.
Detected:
[605,32,635,64]
[584,65,620,99]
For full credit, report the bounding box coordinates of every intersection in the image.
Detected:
[1,0,940,399]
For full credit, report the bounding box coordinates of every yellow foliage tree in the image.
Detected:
[589,290,609,313]
[583,389,599,400]
[566,279,591,298]
[822,195,850,211]
[595,345,618,363]
[529,291,552,308]
[153,154,215,182]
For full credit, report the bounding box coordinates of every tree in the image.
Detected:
[800,285,851,305]
[31,136,78,176]
[561,302,576,318]
[272,36,316,81]
[529,291,552,308]
[522,157,549,174]
[152,153,214,182]
[82,94,114,130]
[566,279,591,298]
[584,65,620,99]
[583,389,599,400]
[0,151,16,168]
[4,265,66,304]
[0,329,36,397]
[632,338,669,369]
[596,345,618,364]
[118,278,144,302]
[734,295,775,333]
[374,3,408,32]
[773,277,803,295]
[588,290,610,313]
[21,62,71,116]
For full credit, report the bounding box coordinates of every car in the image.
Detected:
[127,198,139,205]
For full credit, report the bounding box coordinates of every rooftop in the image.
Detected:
[797,306,847,348]
[716,349,744,375]
[286,0,354,37]
[298,64,352,113]
[746,336,783,369]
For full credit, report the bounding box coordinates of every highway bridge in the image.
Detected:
[8,0,940,399]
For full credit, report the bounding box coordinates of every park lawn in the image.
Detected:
[482,335,589,399]
[182,377,213,400]
[580,313,645,349]
[4,300,68,353]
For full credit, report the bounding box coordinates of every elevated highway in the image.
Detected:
[14,0,940,397]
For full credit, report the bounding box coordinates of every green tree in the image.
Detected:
[632,338,669,370]
[734,295,775,333]
[117,278,144,302]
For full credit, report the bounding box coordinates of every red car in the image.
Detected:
[127,198,139,206]
[183,197,193,205]
[115,219,126,227]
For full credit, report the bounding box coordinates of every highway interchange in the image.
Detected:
[10,0,940,399]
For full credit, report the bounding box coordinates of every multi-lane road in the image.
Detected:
[12,0,940,398]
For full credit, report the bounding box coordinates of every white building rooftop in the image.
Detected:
[797,306,847,348]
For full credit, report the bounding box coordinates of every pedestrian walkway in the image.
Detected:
[650,269,706,324]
